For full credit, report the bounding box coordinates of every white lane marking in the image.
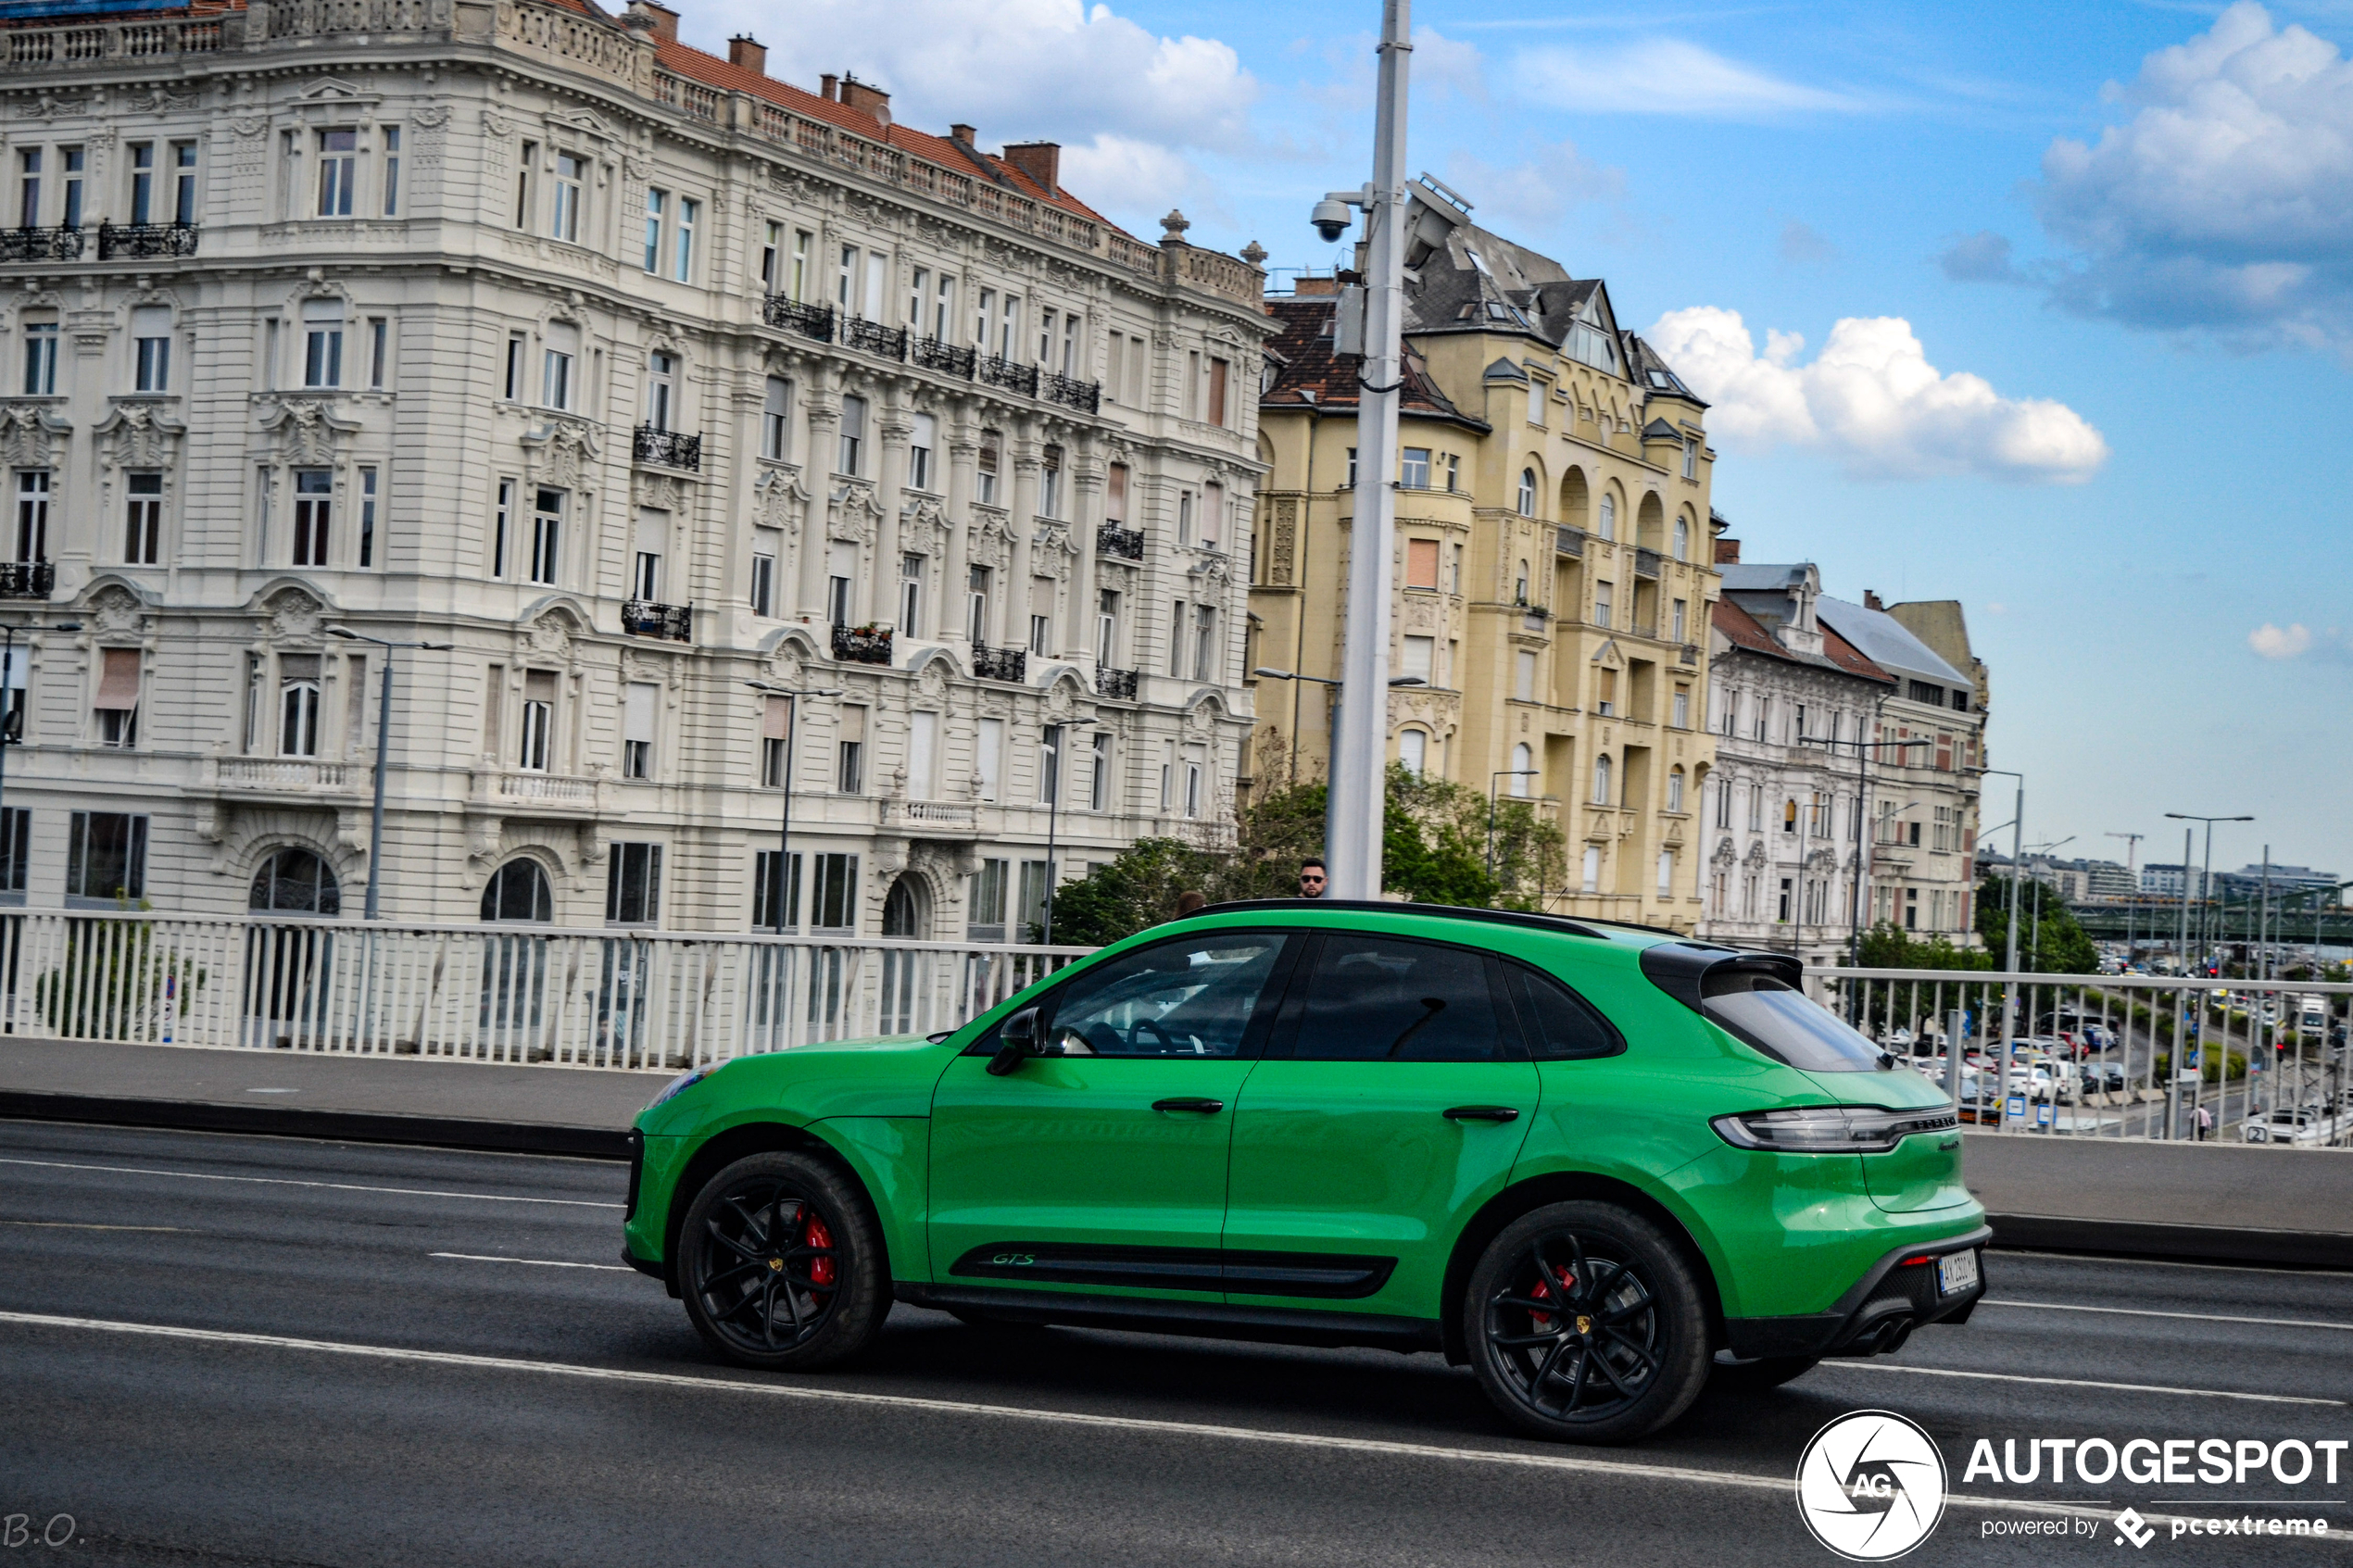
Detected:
[1982,1298,2353,1333]
[1828,1361,2344,1406]
[0,1221,186,1233]
[0,1157,623,1210]
[431,1252,635,1273]
[1994,1249,2353,1282]
[0,1310,2256,1530]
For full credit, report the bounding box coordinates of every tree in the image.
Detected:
[1856,924,1993,972]
[1974,873,2097,974]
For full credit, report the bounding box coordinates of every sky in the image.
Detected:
[685,0,2353,884]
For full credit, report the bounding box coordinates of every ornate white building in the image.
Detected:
[0,0,1271,937]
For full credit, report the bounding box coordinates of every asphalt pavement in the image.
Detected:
[2,1119,2348,1566]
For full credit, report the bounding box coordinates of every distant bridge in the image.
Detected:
[2070,899,2353,947]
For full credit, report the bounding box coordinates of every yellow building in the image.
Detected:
[1247,212,1718,927]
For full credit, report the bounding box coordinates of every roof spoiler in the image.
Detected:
[1638,942,1803,1015]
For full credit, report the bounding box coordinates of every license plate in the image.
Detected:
[1936,1249,1980,1297]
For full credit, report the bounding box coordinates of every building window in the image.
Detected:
[302,300,343,388]
[673,196,698,281]
[1207,358,1229,425]
[646,352,676,431]
[1517,469,1536,517]
[67,811,146,905]
[1510,741,1533,796]
[752,849,802,931]
[623,682,657,780]
[542,321,577,409]
[1038,723,1063,806]
[60,146,83,230]
[909,412,935,491]
[976,434,1000,505]
[606,842,662,926]
[1089,732,1112,811]
[354,466,378,569]
[1193,605,1217,682]
[908,709,937,800]
[1515,648,1537,701]
[1039,444,1063,519]
[1403,634,1435,684]
[751,532,778,618]
[316,130,357,217]
[551,152,584,243]
[94,646,140,747]
[124,471,162,565]
[1714,778,1731,828]
[14,471,47,561]
[132,306,170,392]
[492,478,515,579]
[1593,582,1613,630]
[22,319,57,395]
[827,542,855,627]
[277,654,321,757]
[481,859,553,923]
[250,847,340,916]
[518,670,557,771]
[380,126,400,215]
[967,858,1009,942]
[967,566,991,645]
[1672,684,1690,728]
[838,395,866,476]
[761,376,791,459]
[503,332,524,400]
[529,488,562,584]
[900,554,923,634]
[976,717,1003,803]
[290,469,331,567]
[1400,447,1430,489]
[173,142,197,224]
[1681,438,1698,481]
[1582,846,1601,895]
[14,149,37,229]
[810,852,859,933]
[1597,493,1616,541]
[1405,538,1440,590]
[1592,753,1612,805]
[1673,516,1690,560]
[1657,850,1675,899]
[1667,766,1686,813]
[1399,729,1427,775]
[367,318,389,389]
[1595,667,1617,717]
[837,704,866,794]
[640,188,665,272]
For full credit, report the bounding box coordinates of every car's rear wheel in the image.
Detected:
[1465,1201,1710,1444]
[1710,1351,1819,1391]
[678,1151,887,1372]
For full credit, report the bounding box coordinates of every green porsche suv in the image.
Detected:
[623,901,1986,1443]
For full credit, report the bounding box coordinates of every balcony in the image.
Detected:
[622,599,693,642]
[1097,523,1144,561]
[218,759,351,792]
[1042,370,1101,414]
[632,425,701,471]
[496,771,598,806]
[1554,526,1586,558]
[912,335,975,378]
[1678,643,1701,668]
[1634,547,1662,581]
[0,561,55,599]
[97,222,196,260]
[762,296,835,343]
[886,799,979,831]
[971,644,1026,684]
[0,226,83,262]
[1096,666,1139,700]
[976,355,1038,396]
[831,623,893,665]
[841,316,908,360]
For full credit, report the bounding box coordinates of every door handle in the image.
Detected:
[1152,1098,1226,1114]
[1442,1105,1521,1123]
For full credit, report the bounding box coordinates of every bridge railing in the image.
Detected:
[0,909,1091,1072]
[1805,966,2353,1147]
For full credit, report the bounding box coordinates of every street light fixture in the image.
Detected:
[2158,811,2250,1140]
[0,618,81,891]
[324,627,453,920]
[2163,812,2252,977]
[745,681,844,935]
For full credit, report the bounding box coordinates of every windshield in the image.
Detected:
[1702,977,1886,1073]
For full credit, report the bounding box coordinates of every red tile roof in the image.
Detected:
[1258,297,1487,430]
[1713,596,1894,684]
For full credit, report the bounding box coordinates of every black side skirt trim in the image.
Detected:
[900,1281,1441,1352]
[948,1242,1397,1299]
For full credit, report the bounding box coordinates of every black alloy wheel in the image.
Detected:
[1466,1201,1710,1444]
[678,1151,887,1371]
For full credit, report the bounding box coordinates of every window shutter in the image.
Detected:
[524,669,557,704]
[838,704,866,745]
[762,696,788,740]
[1406,538,1439,589]
[634,509,667,559]
[94,648,142,709]
[1029,577,1054,618]
[624,683,657,745]
[1106,463,1127,520]
[132,306,171,338]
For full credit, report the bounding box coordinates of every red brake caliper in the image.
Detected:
[804,1214,837,1288]
[1529,1265,1578,1332]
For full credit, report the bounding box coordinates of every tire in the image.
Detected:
[1710,1352,1819,1391]
[1464,1200,1711,1444]
[677,1151,888,1372]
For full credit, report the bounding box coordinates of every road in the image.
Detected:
[2,1119,2348,1566]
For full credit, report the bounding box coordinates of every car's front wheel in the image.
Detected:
[1465,1201,1710,1444]
[678,1151,887,1372]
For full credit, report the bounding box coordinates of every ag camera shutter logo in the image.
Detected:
[1795,1410,1948,1561]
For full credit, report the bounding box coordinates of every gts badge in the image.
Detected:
[990,1253,1037,1267]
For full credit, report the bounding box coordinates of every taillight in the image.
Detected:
[1710,1105,1958,1154]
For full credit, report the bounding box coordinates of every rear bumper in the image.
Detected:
[1722,1223,1991,1361]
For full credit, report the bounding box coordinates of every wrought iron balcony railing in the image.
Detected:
[841,316,908,360]
[97,222,196,260]
[622,599,693,642]
[1634,546,1662,581]
[633,425,701,471]
[0,226,83,262]
[762,296,835,343]
[1041,370,1101,414]
[971,643,1026,684]
[976,356,1038,396]
[831,623,893,665]
[912,336,975,377]
[1679,643,1702,668]
[1095,666,1139,700]
[1096,523,1144,561]
[0,560,55,599]
[1554,525,1586,558]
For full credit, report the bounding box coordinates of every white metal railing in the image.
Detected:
[1806,967,2353,1148]
[0,910,1090,1072]
[218,759,351,791]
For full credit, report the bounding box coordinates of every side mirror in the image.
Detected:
[987,1007,1040,1077]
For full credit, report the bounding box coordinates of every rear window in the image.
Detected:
[1702,976,1885,1073]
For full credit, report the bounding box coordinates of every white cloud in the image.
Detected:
[1413,27,1489,101]
[1445,139,1624,231]
[2026,2,2353,348]
[1058,133,1198,217]
[2249,622,2313,659]
[1646,307,2110,483]
[1515,38,1875,118]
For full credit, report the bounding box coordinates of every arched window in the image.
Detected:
[1592,753,1613,805]
[1667,766,1686,813]
[1597,493,1617,542]
[249,848,339,915]
[1673,515,1690,561]
[882,874,924,937]
[1517,468,1536,517]
[1510,741,1532,796]
[481,859,553,922]
[1399,729,1427,775]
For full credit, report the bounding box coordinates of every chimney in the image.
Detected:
[1713,537,1741,565]
[950,123,977,146]
[820,73,838,101]
[727,33,766,74]
[838,73,891,126]
[1292,276,1340,296]
[1864,589,1884,611]
[635,0,678,40]
[1002,142,1061,195]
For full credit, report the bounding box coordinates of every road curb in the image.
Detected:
[0,1090,631,1160]
[1988,1211,2353,1270]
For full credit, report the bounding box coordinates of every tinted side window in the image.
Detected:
[1040,932,1288,1059]
[1508,967,1624,1060]
[1287,934,1509,1062]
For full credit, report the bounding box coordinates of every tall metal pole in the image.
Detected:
[775,696,795,935]
[364,655,393,919]
[1326,0,1411,901]
[1041,740,1059,947]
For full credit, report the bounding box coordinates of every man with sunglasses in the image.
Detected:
[1298,859,1327,897]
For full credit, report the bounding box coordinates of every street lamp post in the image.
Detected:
[2161,812,2250,1140]
[746,682,845,935]
[325,627,452,920]
[1487,769,1539,881]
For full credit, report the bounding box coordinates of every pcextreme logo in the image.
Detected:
[1795,1410,1949,1562]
